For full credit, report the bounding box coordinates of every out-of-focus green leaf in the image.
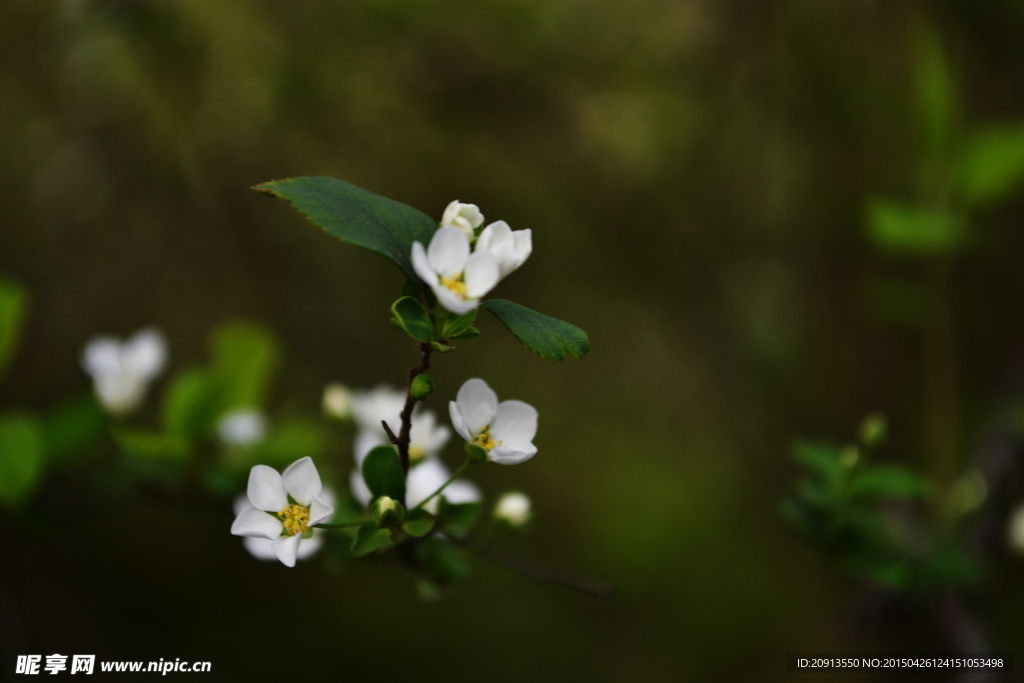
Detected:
[865,200,966,254]
[362,445,406,503]
[161,368,220,439]
[848,466,930,500]
[861,276,934,328]
[922,543,984,589]
[792,440,841,478]
[415,537,468,583]
[403,508,435,537]
[43,395,106,464]
[210,321,279,411]
[114,429,189,462]
[351,521,393,557]
[482,299,589,361]
[391,296,433,343]
[0,413,44,508]
[0,277,28,382]
[436,499,480,539]
[253,176,438,285]
[960,124,1024,207]
[913,24,957,157]
[248,418,328,467]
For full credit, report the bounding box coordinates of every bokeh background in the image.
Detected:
[4,0,1024,680]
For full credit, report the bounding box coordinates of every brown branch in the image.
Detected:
[477,544,615,599]
[396,342,432,478]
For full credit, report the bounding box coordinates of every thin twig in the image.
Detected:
[476,544,616,599]
[396,341,432,477]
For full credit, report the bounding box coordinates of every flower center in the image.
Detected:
[472,426,501,453]
[278,504,311,536]
[440,276,468,300]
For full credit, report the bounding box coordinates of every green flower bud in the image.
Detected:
[372,495,406,530]
[410,374,435,400]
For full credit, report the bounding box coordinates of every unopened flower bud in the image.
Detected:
[372,495,405,529]
[494,492,531,529]
[322,383,352,419]
[410,374,434,400]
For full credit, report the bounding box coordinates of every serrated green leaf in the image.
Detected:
[403,508,435,537]
[42,395,106,464]
[865,200,966,254]
[391,296,433,343]
[351,522,393,556]
[443,309,477,339]
[254,176,438,284]
[362,445,406,502]
[0,278,28,382]
[210,321,279,410]
[482,299,589,361]
[161,368,220,439]
[0,413,45,508]
[960,123,1024,207]
[848,466,930,500]
[436,499,480,539]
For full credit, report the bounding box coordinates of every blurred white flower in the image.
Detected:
[230,457,334,567]
[1008,504,1024,555]
[322,382,353,419]
[494,492,532,528]
[217,409,266,446]
[475,220,532,279]
[441,200,484,241]
[350,458,479,515]
[449,378,538,465]
[81,327,167,415]
[350,385,449,466]
[412,227,500,315]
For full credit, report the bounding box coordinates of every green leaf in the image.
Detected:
[848,466,930,500]
[403,508,435,537]
[0,277,28,382]
[482,299,589,361]
[161,369,220,439]
[450,326,481,340]
[0,413,45,508]
[42,395,106,464]
[362,445,406,502]
[865,200,966,254]
[960,124,1024,207]
[210,321,279,411]
[351,522,393,557]
[912,23,957,156]
[442,309,477,339]
[436,499,480,539]
[391,296,434,343]
[415,537,468,583]
[249,418,328,467]
[401,279,425,303]
[113,429,189,462]
[792,440,842,478]
[254,176,438,285]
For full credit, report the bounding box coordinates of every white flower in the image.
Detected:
[232,490,333,562]
[351,386,450,466]
[81,327,167,415]
[412,227,500,315]
[351,385,406,438]
[475,220,532,279]
[441,200,484,241]
[449,378,538,465]
[350,459,480,515]
[230,457,335,567]
[322,382,352,419]
[494,491,532,528]
[1008,505,1024,555]
[217,409,266,446]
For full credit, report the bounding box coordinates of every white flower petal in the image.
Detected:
[477,220,512,251]
[490,400,538,449]
[247,465,288,511]
[444,478,482,504]
[281,457,322,506]
[512,229,532,264]
[296,535,323,560]
[411,241,436,286]
[308,491,334,526]
[243,537,278,561]
[426,226,470,278]
[81,337,122,377]
[350,469,372,508]
[231,507,284,540]
[217,410,266,446]
[449,401,472,442]
[233,495,253,516]
[433,283,478,315]
[124,328,167,379]
[406,459,451,510]
[487,445,537,465]
[455,378,498,435]
[463,250,500,299]
[442,201,483,230]
[270,534,301,567]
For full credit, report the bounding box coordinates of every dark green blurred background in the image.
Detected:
[4,0,1024,680]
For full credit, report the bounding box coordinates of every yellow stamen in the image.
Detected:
[440,276,467,300]
[472,426,501,453]
[278,504,311,536]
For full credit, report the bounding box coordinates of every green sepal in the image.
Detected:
[442,309,477,339]
[482,299,589,361]
[430,341,454,353]
[362,446,406,502]
[436,499,480,539]
[351,522,393,557]
[403,508,435,537]
[372,495,406,529]
[465,443,489,464]
[391,296,434,343]
[450,326,481,340]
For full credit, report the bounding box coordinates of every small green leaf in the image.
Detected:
[913,23,958,157]
[443,310,477,339]
[792,440,842,478]
[161,369,220,438]
[403,508,435,537]
[436,499,480,539]
[209,321,279,411]
[254,176,438,285]
[848,466,930,500]
[391,296,434,343]
[415,537,468,583]
[865,200,966,254]
[960,123,1024,207]
[351,522,393,557]
[0,413,45,508]
[0,277,28,382]
[429,341,454,353]
[482,299,589,361]
[42,395,106,464]
[450,326,481,340]
[362,445,406,502]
